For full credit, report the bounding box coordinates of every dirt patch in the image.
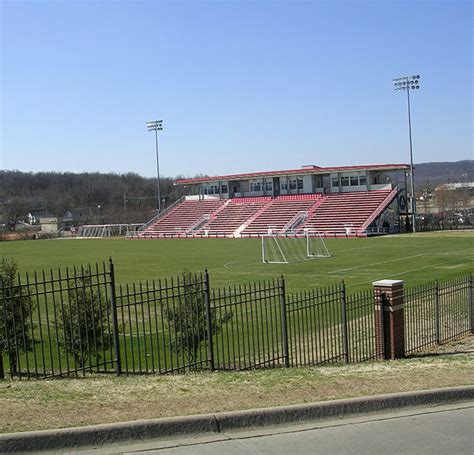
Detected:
[1,335,473,434]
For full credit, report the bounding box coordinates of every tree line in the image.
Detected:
[0,170,190,226]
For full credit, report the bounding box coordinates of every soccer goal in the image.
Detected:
[262,229,331,264]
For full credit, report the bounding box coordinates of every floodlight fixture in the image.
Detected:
[146,119,164,212]
[147,120,163,132]
[392,74,421,233]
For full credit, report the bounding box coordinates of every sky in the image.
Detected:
[1,0,472,179]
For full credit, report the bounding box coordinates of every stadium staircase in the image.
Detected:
[301,189,394,236]
[200,197,272,237]
[137,199,224,238]
[241,194,324,237]
[357,187,398,235]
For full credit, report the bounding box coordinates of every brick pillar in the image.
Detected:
[373,279,405,360]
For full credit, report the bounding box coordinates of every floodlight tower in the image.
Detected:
[392,75,421,233]
[146,120,164,212]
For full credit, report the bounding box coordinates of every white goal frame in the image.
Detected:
[261,229,331,264]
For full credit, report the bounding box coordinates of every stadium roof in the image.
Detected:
[175,163,410,185]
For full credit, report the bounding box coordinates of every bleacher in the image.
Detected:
[242,194,323,236]
[138,199,223,238]
[302,190,394,235]
[136,189,397,239]
[203,197,271,236]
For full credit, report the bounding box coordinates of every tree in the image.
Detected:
[59,268,111,369]
[3,197,30,230]
[165,272,231,368]
[0,257,34,377]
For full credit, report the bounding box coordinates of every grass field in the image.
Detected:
[0,232,474,291]
[0,231,472,381]
[2,231,473,292]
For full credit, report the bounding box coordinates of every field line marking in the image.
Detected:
[328,253,429,274]
[346,255,474,289]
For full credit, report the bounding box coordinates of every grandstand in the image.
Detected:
[135,163,410,239]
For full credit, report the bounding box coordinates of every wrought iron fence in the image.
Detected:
[286,285,380,367]
[0,263,116,379]
[405,275,472,354]
[0,260,472,380]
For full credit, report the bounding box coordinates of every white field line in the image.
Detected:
[346,255,474,289]
[328,253,430,275]
[31,298,285,338]
[31,320,152,337]
[224,261,241,269]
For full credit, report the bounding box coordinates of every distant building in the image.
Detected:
[437,182,474,191]
[40,217,58,234]
[61,208,88,230]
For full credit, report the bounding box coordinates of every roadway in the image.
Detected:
[83,402,473,454]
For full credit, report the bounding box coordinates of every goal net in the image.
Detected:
[262,229,330,264]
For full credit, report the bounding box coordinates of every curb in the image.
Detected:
[1,386,473,453]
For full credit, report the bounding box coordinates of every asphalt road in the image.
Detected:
[83,402,474,455]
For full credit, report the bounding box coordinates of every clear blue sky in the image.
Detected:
[1,0,472,179]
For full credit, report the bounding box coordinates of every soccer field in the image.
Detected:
[2,231,473,291]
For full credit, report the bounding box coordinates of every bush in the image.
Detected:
[165,272,231,368]
[59,268,111,369]
[0,257,34,376]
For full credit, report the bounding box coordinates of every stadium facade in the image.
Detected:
[175,163,410,199]
[135,163,412,239]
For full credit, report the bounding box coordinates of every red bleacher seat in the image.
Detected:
[138,199,223,238]
[242,194,322,236]
[302,190,393,235]
[136,190,396,239]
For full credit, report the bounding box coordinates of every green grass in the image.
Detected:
[1,231,472,379]
[2,231,473,292]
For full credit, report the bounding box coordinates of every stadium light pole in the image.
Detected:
[146,120,164,212]
[393,75,420,233]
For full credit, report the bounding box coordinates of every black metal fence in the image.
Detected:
[0,263,116,379]
[405,275,472,354]
[0,260,472,379]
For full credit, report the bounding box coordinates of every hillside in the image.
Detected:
[414,160,473,185]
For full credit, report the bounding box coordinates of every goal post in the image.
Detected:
[262,229,330,264]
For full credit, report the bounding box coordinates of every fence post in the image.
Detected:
[469,274,473,335]
[341,282,349,363]
[1,280,12,379]
[434,280,440,344]
[279,275,290,368]
[467,273,474,334]
[0,277,4,380]
[204,270,215,371]
[373,279,405,360]
[108,259,122,376]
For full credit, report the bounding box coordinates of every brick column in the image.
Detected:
[373,279,405,360]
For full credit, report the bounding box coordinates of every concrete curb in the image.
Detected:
[1,386,473,453]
